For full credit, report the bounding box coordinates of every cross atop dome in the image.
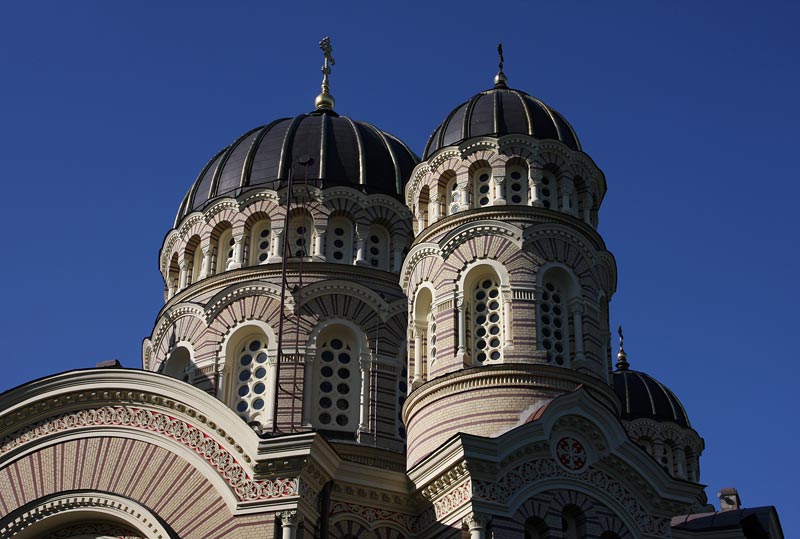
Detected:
[315,36,336,110]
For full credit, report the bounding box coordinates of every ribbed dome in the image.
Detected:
[423,87,580,159]
[611,369,691,428]
[176,110,419,224]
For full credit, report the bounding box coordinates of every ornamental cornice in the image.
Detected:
[158,264,404,318]
[403,365,617,424]
[329,500,417,534]
[204,198,239,221]
[0,403,299,503]
[418,461,470,500]
[412,206,605,250]
[472,459,671,537]
[0,492,171,539]
[330,482,414,512]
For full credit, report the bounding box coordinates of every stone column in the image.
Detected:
[178,260,189,290]
[430,193,441,221]
[502,288,513,349]
[456,173,470,211]
[492,174,506,205]
[463,513,490,539]
[264,357,278,430]
[358,354,371,431]
[199,245,213,279]
[229,233,245,270]
[313,227,325,259]
[530,169,542,206]
[413,325,424,384]
[456,294,466,361]
[570,300,585,362]
[278,510,299,539]
[354,225,368,266]
[269,228,284,262]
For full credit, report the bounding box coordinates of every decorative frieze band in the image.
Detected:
[0,405,298,502]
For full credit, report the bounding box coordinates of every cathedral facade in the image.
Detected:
[0,45,783,539]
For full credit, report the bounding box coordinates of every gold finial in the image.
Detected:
[494,42,508,88]
[616,325,629,371]
[315,37,336,110]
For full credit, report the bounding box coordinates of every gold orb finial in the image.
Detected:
[494,43,508,88]
[315,36,336,110]
[616,325,629,371]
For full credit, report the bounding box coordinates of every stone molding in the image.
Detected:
[0,491,172,539]
[472,459,671,537]
[0,404,298,503]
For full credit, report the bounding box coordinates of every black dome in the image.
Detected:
[176,110,420,223]
[611,369,691,428]
[423,86,581,159]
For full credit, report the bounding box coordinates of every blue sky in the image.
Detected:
[1,1,798,533]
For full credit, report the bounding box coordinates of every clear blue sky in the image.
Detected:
[1,1,797,533]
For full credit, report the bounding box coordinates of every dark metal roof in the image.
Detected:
[423,87,581,159]
[611,369,690,428]
[672,507,782,538]
[176,110,420,224]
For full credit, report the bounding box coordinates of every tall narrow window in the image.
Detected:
[507,165,529,205]
[473,168,493,208]
[367,224,390,270]
[524,517,548,539]
[231,335,270,424]
[397,366,408,440]
[446,178,459,215]
[540,171,557,209]
[418,186,430,231]
[540,278,567,365]
[314,326,361,431]
[562,505,586,539]
[249,219,271,265]
[326,216,353,264]
[472,277,503,364]
[163,347,191,382]
[286,214,312,258]
[539,266,580,367]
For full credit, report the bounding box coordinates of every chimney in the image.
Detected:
[717,487,741,511]
[95,359,122,368]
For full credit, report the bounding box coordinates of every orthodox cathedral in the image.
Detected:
[0,41,784,538]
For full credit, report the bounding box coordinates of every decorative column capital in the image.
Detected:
[278,510,299,526]
[463,512,491,531]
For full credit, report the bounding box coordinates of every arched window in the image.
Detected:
[417,186,430,231]
[413,287,434,382]
[538,266,579,366]
[472,167,493,208]
[326,216,353,264]
[507,163,529,205]
[166,253,179,299]
[313,325,362,432]
[215,227,234,274]
[397,365,408,440]
[539,171,557,209]
[463,266,505,365]
[286,213,313,258]
[185,235,202,285]
[685,446,697,482]
[227,331,273,426]
[524,517,548,539]
[367,224,390,270]
[446,177,460,215]
[249,219,272,265]
[163,346,192,382]
[562,505,586,539]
